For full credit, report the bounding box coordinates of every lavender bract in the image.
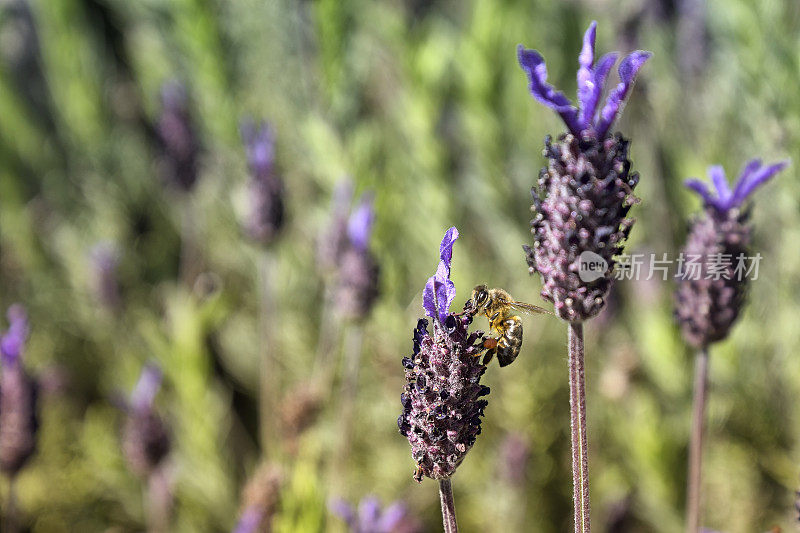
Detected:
[241,120,285,245]
[398,227,489,482]
[0,305,38,477]
[519,22,651,321]
[122,364,171,477]
[675,159,788,347]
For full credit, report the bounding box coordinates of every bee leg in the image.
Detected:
[482,347,496,366]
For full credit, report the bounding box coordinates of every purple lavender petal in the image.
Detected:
[376,502,407,532]
[0,304,28,364]
[240,120,275,177]
[582,52,618,128]
[347,193,375,252]
[422,227,460,323]
[707,165,730,204]
[517,45,582,135]
[595,50,652,138]
[438,226,459,265]
[130,364,163,413]
[232,506,263,533]
[358,496,381,531]
[576,22,597,129]
[684,178,716,206]
[329,498,357,529]
[730,160,789,207]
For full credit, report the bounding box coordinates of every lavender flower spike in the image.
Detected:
[122,363,170,477]
[347,193,376,253]
[684,159,789,213]
[1,304,29,365]
[422,227,459,324]
[240,119,285,245]
[400,227,489,484]
[676,158,789,348]
[0,305,38,477]
[518,21,651,138]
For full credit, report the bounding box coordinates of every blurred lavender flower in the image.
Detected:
[675,159,788,347]
[329,190,379,321]
[89,242,121,311]
[241,120,285,245]
[156,81,201,192]
[0,305,38,477]
[329,496,420,533]
[519,22,651,321]
[498,432,530,487]
[233,464,282,533]
[121,364,170,477]
[398,227,489,482]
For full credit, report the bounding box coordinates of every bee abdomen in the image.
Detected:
[497,319,523,367]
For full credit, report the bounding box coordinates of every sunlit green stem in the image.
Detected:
[439,478,459,533]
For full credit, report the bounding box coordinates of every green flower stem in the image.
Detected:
[568,322,590,533]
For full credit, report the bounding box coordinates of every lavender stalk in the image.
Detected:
[675,159,787,532]
[517,22,651,531]
[438,478,458,533]
[686,346,708,533]
[568,323,589,532]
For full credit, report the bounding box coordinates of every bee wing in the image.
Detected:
[508,301,554,316]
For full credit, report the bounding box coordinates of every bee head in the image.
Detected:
[471,285,489,311]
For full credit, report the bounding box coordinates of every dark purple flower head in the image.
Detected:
[518,21,651,138]
[122,363,170,477]
[156,80,201,191]
[240,119,285,245]
[329,496,418,533]
[684,159,789,213]
[422,227,459,324]
[1,304,28,366]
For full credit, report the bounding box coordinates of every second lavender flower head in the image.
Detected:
[676,159,788,347]
[519,22,651,321]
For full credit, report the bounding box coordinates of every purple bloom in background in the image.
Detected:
[517,21,651,139]
[121,363,171,477]
[156,80,201,192]
[675,159,789,347]
[498,432,530,487]
[89,242,121,311]
[399,227,489,482]
[318,182,380,321]
[0,305,39,477]
[519,23,651,321]
[240,119,285,245]
[329,496,420,533]
[422,227,458,324]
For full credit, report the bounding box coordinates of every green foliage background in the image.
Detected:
[1,0,799,531]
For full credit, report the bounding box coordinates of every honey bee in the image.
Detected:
[465,285,552,367]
